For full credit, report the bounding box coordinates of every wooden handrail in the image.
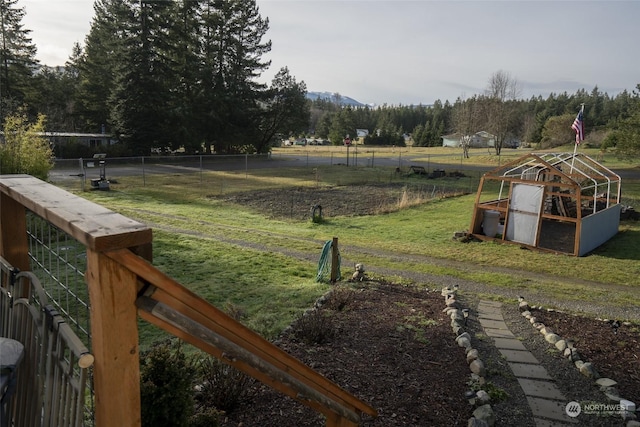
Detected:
[108,248,377,424]
[0,175,152,254]
[0,175,377,427]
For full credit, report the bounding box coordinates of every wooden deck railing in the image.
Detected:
[0,174,377,427]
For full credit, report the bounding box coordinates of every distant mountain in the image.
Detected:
[306,91,366,107]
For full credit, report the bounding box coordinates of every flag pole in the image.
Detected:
[570,103,585,174]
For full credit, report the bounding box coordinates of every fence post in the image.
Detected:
[0,192,30,272]
[330,237,339,283]
[86,249,142,427]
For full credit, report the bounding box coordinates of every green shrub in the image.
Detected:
[292,309,335,345]
[140,339,196,427]
[188,407,222,427]
[0,110,53,180]
[195,356,253,413]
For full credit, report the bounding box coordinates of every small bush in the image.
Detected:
[196,356,254,413]
[293,309,335,345]
[0,110,53,180]
[189,406,223,427]
[140,339,196,427]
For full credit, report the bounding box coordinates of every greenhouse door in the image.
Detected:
[506,183,544,246]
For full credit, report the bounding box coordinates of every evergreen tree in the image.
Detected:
[613,84,640,159]
[109,0,176,155]
[253,67,309,153]
[165,0,203,153]
[0,0,38,120]
[77,0,129,133]
[198,0,271,153]
[30,43,83,132]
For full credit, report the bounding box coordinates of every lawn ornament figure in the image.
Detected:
[351,263,365,281]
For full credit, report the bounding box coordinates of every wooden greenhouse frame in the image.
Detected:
[469,152,622,256]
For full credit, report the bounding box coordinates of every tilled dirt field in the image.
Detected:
[218,183,463,220]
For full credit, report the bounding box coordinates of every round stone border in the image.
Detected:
[442,286,495,427]
[518,298,638,425]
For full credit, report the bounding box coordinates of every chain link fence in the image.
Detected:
[49,151,485,196]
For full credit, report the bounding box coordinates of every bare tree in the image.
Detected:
[452,95,480,158]
[483,70,521,155]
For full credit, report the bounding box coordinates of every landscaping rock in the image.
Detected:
[458,337,471,349]
[564,347,581,362]
[595,377,618,388]
[600,386,619,397]
[604,391,622,402]
[472,404,495,427]
[579,362,599,378]
[466,349,479,364]
[540,326,553,335]
[544,333,561,344]
[467,418,489,427]
[554,339,567,351]
[475,390,491,405]
[470,359,486,376]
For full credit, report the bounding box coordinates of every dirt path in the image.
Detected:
[143,215,640,322]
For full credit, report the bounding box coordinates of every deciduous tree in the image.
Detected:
[483,70,521,155]
[0,110,53,179]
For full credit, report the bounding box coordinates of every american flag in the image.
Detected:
[571,107,584,144]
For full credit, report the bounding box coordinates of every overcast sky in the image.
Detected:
[20,0,640,106]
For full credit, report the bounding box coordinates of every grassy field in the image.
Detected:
[73,145,640,347]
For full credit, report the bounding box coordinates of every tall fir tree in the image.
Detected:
[77,0,130,133]
[109,0,176,154]
[199,0,271,153]
[0,0,38,121]
[165,0,203,153]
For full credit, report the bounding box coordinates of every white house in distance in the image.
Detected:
[442,131,496,148]
[356,129,369,144]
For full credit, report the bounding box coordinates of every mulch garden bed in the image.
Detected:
[531,307,640,404]
[217,281,639,427]
[220,281,475,426]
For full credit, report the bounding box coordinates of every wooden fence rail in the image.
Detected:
[0,175,376,427]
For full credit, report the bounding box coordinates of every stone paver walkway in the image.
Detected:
[477,300,578,426]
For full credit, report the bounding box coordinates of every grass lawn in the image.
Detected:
[74,146,640,347]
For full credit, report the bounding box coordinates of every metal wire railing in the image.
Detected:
[0,256,94,427]
[26,212,91,345]
[22,211,95,425]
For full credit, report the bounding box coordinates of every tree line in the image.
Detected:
[309,72,640,158]
[1,0,639,159]
[1,0,309,156]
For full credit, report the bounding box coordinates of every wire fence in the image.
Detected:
[49,151,485,197]
[26,212,91,344]
[25,211,95,425]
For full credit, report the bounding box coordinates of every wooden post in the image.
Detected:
[0,192,30,271]
[330,237,339,283]
[86,249,141,427]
